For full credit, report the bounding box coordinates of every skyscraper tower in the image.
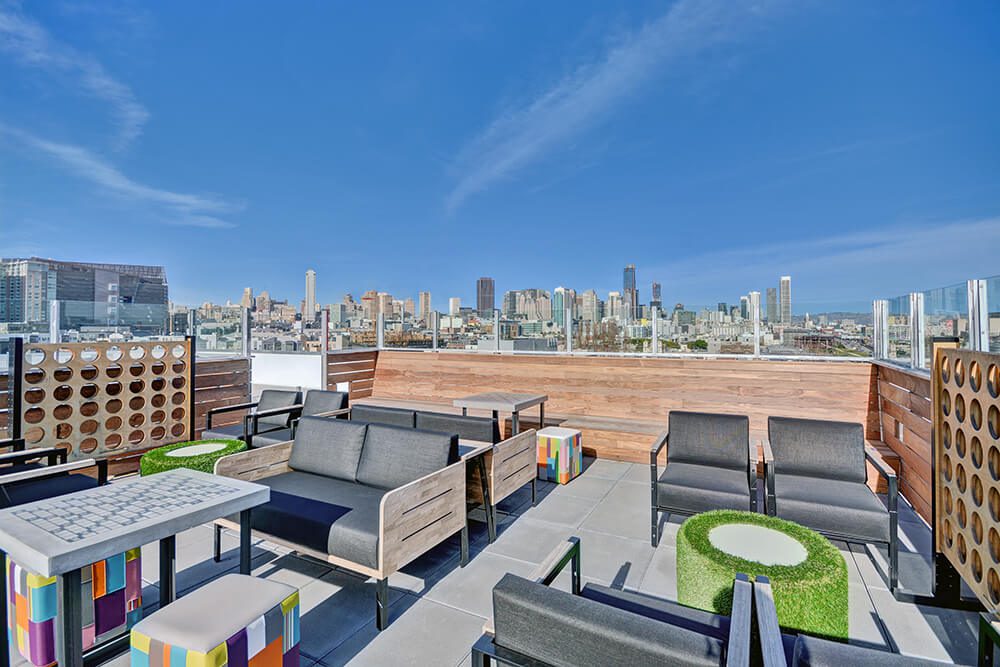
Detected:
[622,264,637,322]
[305,269,317,320]
[780,276,792,324]
[240,287,253,309]
[476,277,495,317]
[650,281,662,311]
[766,287,777,323]
[418,291,431,322]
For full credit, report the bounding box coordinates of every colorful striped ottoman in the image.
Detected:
[6,549,142,666]
[537,427,583,484]
[130,574,300,667]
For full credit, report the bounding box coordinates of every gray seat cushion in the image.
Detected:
[202,423,246,441]
[493,574,724,667]
[256,389,302,428]
[356,424,458,490]
[791,634,959,666]
[303,390,349,418]
[769,416,865,482]
[248,428,293,448]
[657,462,751,513]
[415,411,500,443]
[351,404,416,428]
[289,417,368,482]
[668,411,749,471]
[251,471,385,569]
[775,474,889,543]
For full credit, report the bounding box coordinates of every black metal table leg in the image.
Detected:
[240,509,252,574]
[539,402,545,430]
[55,568,83,667]
[159,535,176,607]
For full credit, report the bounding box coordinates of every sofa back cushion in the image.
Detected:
[257,389,302,427]
[667,411,749,471]
[791,634,944,666]
[415,411,500,443]
[492,574,723,667]
[351,404,416,428]
[289,417,367,481]
[768,417,865,482]
[355,424,458,490]
[303,390,349,418]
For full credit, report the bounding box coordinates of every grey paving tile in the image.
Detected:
[847,542,890,592]
[388,535,465,596]
[424,551,537,619]
[319,597,485,667]
[580,457,630,480]
[549,475,617,501]
[846,582,890,650]
[868,586,980,663]
[579,481,649,541]
[564,529,654,589]
[486,516,575,563]
[636,543,678,600]
[518,490,599,527]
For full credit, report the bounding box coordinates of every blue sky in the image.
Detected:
[1,0,998,313]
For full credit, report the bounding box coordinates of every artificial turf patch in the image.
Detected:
[139,439,246,476]
[676,510,848,640]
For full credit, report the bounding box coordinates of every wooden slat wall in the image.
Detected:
[874,362,933,522]
[326,350,378,400]
[193,357,252,439]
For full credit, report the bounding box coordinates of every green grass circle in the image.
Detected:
[677,510,848,640]
[139,439,245,476]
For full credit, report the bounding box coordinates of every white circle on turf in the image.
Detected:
[165,442,230,458]
[708,523,807,566]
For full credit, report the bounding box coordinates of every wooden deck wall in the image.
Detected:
[193,357,252,439]
[326,350,378,400]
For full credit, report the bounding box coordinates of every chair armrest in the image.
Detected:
[0,459,99,486]
[250,404,304,435]
[531,536,581,591]
[206,400,259,429]
[760,438,776,516]
[0,438,26,453]
[214,441,293,481]
[727,573,752,667]
[752,576,787,667]
[747,440,757,483]
[379,459,467,575]
[865,444,897,513]
[487,430,536,505]
[0,446,67,467]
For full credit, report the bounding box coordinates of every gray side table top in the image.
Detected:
[0,468,269,577]
[453,392,548,413]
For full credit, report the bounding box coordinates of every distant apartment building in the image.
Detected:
[418,291,431,321]
[650,281,662,311]
[607,291,622,321]
[780,276,792,323]
[766,287,777,323]
[552,287,577,327]
[622,264,637,322]
[449,297,461,316]
[476,277,495,317]
[740,295,750,320]
[580,290,600,322]
[240,287,253,309]
[304,269,317,320]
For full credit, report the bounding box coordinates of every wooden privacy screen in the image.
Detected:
[934,348,1000,612]
[20,340,193,461]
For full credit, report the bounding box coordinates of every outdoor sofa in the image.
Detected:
[213,415,469,630]
[203,388,302,448]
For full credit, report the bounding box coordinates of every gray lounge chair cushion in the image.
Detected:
[493,574,724,667]
[775,474,889,543]
[289,417,368,482]
[415,411,500,443]
[791,634,957,666]
[668,411,749,471]
[657,462,751,513]
[251,471,385,569]
[256,389,302,427]
[248,428,293,448]
[202,423,246,442]
[356,424,458,490]
[350,404,416,428]
[303,390,349,417]
[769,417,865,483]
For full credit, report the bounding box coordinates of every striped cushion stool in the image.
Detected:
[130,574,300,667]
[6,549,142,666]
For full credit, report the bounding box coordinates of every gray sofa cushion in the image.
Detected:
[351,404,416,428]
[668,411,749,471]
[303,390,349,418]
[256,389,302,427]
[791,634,957,666]
[657,462,751,513]
[251,471,385,569]
[775,474,889,543]
[580,583,729,639]
[493,574,724,667]
[248,428,293,448]
[289,417,368,482]
[415,411,500,443]
[203,423,246,441]
[356,425,458,490]
[769,416,865,482]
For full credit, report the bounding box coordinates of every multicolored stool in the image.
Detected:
[6,549,142,666]
[537,426,583,484]
[130,574,299,667]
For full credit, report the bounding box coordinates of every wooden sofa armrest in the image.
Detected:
[379,459,467,575]
[727,573,752,667]
[489,430,536,505]
[752,576,787,667]
[214,441,293,481]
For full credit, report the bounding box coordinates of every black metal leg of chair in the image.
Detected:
[375,578,389,631]
[159,536,176,607]
[531,478,537,507]
[240,509,252,575]
[213,523,222,562]
[0,549,8,667]
[461,525,470,567]
[55,568,83,667]
[477,456,496,543]
[980,613,998,667]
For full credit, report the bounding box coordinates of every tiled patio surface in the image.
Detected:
[7,458,981,666]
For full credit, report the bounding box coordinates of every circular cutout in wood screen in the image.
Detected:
[935,348,1000,613]
[20,340,192,461]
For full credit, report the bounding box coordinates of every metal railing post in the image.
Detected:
[650,307,659,354]
[320,308,330,388]
[872,299,889,359]
[431,311,439,350]
[241,307,252,358]
[750,291,761,357]
[565,307,573,353]
[376,313,385,350]
[48,300,60,344]
[494,310,501,352]
[909,292,925,369]
[968,279,988,352]
[186,310,195,337]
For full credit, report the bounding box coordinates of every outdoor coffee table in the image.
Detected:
[453,392,548,435]
[0,468,269,667]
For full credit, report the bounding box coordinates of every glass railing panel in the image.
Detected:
[922,282,968,367]
[58,300,175,342]
[383,312,433,349]
[986,275,1000,354]
[886,294,911,365]
[195,305,245,355]
[660,304,749,355]
[760,299,872,358]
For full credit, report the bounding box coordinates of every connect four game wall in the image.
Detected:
[19,340,193,462]
[934,347,1000,612]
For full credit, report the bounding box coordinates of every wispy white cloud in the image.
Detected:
[0,3,149,148]
[2,124,240,228]
[445,0,784,212]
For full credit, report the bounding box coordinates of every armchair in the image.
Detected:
[203,389,302,448]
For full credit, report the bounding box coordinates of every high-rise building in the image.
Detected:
[780,276,792,324]
[304,269,317,320]
[740,295,750,320]
[650,282,662,311]
[766,287,777,323]
[255,290,271,313]
[552,287,577,326]
[376,292,393,319]
[418,291,431,321]
[240,287,253,309]
[476,277,495,317]
[622,264,637,322]
[403,298,415,317]
[501,291,518,318]
[580,290,600,322]
[449,297,461,316]
[717,302,728,314]
[607,291,622,321]
[360,290,378,320]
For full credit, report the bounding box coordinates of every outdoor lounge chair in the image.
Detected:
[203,388,302,448]
[762,416,898,591]
[472,537,752,666]
[651,411,756,547]
[249,389,350,447]
[0,440,109,507]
